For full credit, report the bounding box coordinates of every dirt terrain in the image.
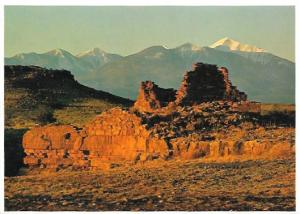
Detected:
[5,158,295,211]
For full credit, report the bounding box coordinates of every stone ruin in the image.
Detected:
[23,109,169,170]
[134,62,247,112]
[22,62,294,170]
[175,63,247,105]
[134,81,176,112]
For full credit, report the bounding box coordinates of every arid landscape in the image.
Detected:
[5,159,295,211]
[4,62,295,211]
[3,5,295,212]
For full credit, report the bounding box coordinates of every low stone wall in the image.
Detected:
[23,108,169,169]
[22,107,294,170]
[169,128,295,161]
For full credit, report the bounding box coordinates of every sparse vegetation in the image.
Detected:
[5,159,295,211]
[53,98,119,127]
[5,65,133,128]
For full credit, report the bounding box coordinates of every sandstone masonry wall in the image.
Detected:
[175,63,247,105]
[23,103,294,170]
[134,81,176,112]
[23,108,170,169]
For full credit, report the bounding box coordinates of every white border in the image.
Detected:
[0,0,298,214]
[1,0,298,6]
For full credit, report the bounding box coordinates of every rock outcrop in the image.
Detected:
[5,65,133,104]
[21,62,295,170]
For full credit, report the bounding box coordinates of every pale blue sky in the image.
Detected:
[5,6,295,61]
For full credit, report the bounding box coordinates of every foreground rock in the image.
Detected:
[22,62,295,170]
[23,108,169,170]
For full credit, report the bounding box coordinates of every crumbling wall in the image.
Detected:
[22,104,294,170]
[170,129,295,161]
[175,63,247,105]
[22,108,170,169]
[133,63,247,112]
[134,81,176,112]
[23,125,83,168]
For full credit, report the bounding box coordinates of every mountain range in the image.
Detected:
[5,38,295,103]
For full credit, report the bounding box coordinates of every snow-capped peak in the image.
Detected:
[210,37,265,52]
[77,48,106,58]
[46,49,69,57]
[176,43,202,51]
[15,53,25,59]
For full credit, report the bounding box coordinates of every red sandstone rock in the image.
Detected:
[22,108,170,168]
[23,125,81,150]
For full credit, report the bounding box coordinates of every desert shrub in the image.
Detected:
[33,105,56,125]
[4,128,28,176]
[259,111,295,127]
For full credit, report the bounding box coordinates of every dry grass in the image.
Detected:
[5,159,295,211]
[53,98,120,127]
[260,103,295,115]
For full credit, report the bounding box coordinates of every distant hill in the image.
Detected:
[5,38,295,103]
[5,65,133,128]
[5,48,123,83]
[93,43,294,103]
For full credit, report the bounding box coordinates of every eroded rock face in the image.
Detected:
[134,81,176,112]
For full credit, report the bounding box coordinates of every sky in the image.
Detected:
[4,6,295,61]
